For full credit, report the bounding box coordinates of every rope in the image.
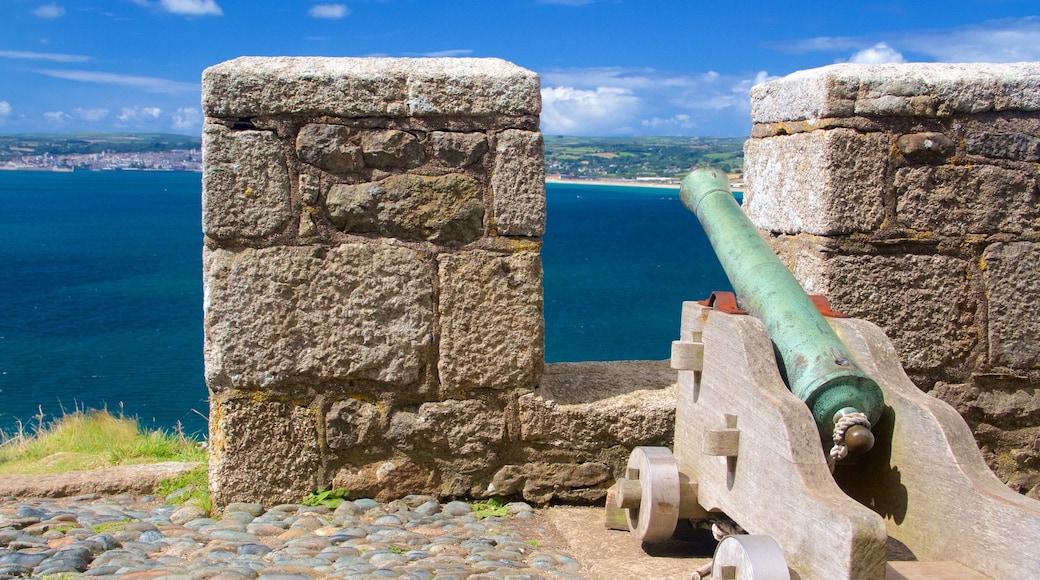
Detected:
[691,518,745,579]
[827,411,870,472]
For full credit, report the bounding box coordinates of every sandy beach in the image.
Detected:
[547,176,678,189]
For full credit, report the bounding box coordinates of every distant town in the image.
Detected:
[1,149,202,172]
[0,133,203,172]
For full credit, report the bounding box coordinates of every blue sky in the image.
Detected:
[1,0,1038,137]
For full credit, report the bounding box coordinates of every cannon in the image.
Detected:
[607,167,1040,579]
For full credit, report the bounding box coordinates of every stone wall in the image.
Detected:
[201,57,675,509]
[745,63,1040,495]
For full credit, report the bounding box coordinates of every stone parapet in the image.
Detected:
[746,63,1040,495]
[202,57,542,119]
[202,57,672,508]
[751,63,1040,125]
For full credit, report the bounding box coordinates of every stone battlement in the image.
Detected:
[745,62,1040,495]
[201,58,675,508]
[202,58,1040,507]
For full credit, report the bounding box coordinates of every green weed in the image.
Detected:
[302,488,350,508]
[471,496,510,519]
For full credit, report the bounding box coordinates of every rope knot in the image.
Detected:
[827,411,871,471]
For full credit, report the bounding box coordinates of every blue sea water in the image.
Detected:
[0,172,730,436]
[542,182,730,361]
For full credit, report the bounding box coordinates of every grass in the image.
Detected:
[158,463,211,513]
[0,407,206,475]
[91,518,140,534]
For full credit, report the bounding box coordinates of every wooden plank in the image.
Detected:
[674,303,888,580]
[885,561,992,579]
[671,339,704,371]
[832,317,1040,580]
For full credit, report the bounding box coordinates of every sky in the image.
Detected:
[1,1,1039,138]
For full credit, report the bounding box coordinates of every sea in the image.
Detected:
[0,171,731,437]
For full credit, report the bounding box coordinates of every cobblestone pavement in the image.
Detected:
[0,493,594,579]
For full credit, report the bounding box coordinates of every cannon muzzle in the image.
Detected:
[680,167,884,453]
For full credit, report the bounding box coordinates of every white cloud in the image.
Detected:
[900,17,1040,62]
[850,42,906,64]
[117,106,162,122]
[308,4,349,19]
[171,107,202,131]
[35,70,199,93]
[641,114,695,131]
[541,86,642,135]
[72,107,109,122]
[43,110,70,123]
[730,70,780,95]
[33,4,65,18]
[773,17,1040,64]
[540,67,767,136]
[158,0,222,16]
[0,50,91,62]
[0,101,11,117]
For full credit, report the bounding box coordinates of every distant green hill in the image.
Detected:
[544,135,745,180]
[1,132,744,179]
[0,133,201,161]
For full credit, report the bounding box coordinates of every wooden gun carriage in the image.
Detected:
[608,168,1040,580]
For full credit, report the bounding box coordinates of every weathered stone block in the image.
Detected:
[932,381,1040,431]
[203,57,541,119]
[360,130,424,169]
[765,233,833,296]
[823,254,978,374]
[931,380,1040,495]
[489,462,611,504]
[438,250,544,391]
[895,132,955,161]
[387,399,506,456]
[744,129,888,235]
[965,131,1040,162]
[203,243,436,390]
[295,124,364,173]
[984,242,1040,369]
[491,130,546,236]
[752,63,1040,123]
[895,165,1038,235]
[331,459,440,503]
[431,131,488,168]
[202,124,292,243]
[518,361,676,451]
[326,173,484,244]
[326,398,390,450]
[209,396,323,508]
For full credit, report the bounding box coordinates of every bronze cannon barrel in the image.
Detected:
[680,166,884,454]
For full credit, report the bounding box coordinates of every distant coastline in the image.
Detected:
[0,165,74,172]
[0,169,741,189]
[547,176,745,194]
[0,165,200,173]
